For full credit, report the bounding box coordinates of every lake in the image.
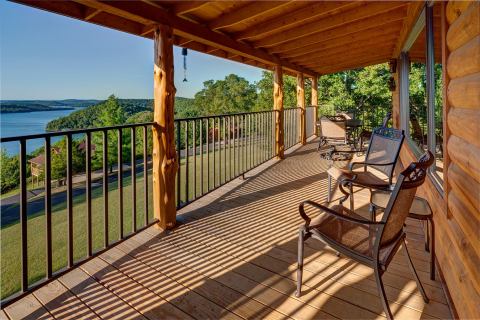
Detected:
[0,108,80,155]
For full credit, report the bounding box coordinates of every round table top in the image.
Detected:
[346,119,362,127]
[371,190,433,217]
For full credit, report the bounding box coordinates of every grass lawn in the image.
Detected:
[0,137,276,299]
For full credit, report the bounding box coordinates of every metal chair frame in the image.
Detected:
[297,152,434,320]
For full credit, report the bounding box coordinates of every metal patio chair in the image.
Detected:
[317,115,348,150]
[359,112,392,151]
[296,151,434,320]
[326,127,405,209]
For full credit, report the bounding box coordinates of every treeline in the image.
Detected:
[0,99,100,113]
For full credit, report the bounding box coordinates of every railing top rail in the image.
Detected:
[173,109,277,122]
[0,122,156,143]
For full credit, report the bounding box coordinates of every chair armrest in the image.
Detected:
[299,200,384,229]
[348,161,396,171]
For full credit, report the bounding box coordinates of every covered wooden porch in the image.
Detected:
[1,140,452,319]
[2,0,479,319]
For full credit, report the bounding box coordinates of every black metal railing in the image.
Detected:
[0,122,156,306]
[175,110,277,207]
[0,108,319,306]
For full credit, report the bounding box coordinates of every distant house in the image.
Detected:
[28,147,61,187]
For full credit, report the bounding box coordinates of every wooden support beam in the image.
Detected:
[253,2,407,48]
[84,0,316,77]
[274,65,284,159]
[84,7,101,20]
[297,73,306,145]
[153,24,178,230]
[311,77,318,132]
[392,1,425,58]
[172,1,208,16]
[208,1,289,30]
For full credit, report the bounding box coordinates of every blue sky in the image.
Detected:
[0,1,264,100]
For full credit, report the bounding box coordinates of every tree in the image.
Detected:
[91,95,129,172]
[50,138,85,183]
[193,74,257,115]
[0,149,19,192]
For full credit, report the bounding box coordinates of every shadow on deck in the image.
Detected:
[2,139,452,320]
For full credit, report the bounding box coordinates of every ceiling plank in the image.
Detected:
[172,1,209,16]
[84,0,316,76]
[300,44,395,67]
[235,1,356,41]
[291,35,399,64]
[392,1,425,58]
[315,57,390,75]
[268,7,407,54]
[279,22,402,59]
[208,1,290,30]
[253,1,408,48]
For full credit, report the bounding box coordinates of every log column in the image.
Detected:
[297,73,306,144]
[311,76,318,135]
[153,24,178,230]
[274,65,284,159]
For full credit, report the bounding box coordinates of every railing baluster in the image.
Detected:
[103,130,109,247]
[244,115,247,172]
[131,127,137,232]
[206,118,210,191]
[223,117,226,184]
[66,133,73,267]
[85,132,92,257]
[213,118,217,187]
[143,126,149,225]
[44,137,52,278]
[118,129,123,239]
[193,120,197,198]
[200,119,203,195]
[176,122,181,208]
[19,139,28,291]
[218,118,221,186]
[185,120,189,203]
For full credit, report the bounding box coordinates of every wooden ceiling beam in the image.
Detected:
[84,7,101,20]
[234,1,354,41]
[279,23,402,59]
[268,7,408,54]
[85,0,316,76]
[171,1,209,16]
[208,1,290,30]
[392,1,425,58]
[253,1,408,48]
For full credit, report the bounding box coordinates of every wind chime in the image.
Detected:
[182,48,188,82]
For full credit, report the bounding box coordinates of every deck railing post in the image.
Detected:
[153,24,178,229]
[273,65,284,159]
[311,76,318,135]
[297,72,306,144]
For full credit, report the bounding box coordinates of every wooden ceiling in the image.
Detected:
[13,1,434,76]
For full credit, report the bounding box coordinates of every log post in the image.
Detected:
[311,76,318,135]
[153,24,178,230]
[274,65,284,159]
[297,73,306,144]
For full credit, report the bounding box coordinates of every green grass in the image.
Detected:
[0,138,275,299]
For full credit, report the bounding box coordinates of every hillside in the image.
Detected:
[45,97,193,131]
[0,99,100,113]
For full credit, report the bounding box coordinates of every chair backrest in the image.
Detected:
[364,127,404,182]
[375,151,434,249]
[381,112,392,127]
[320,115,347,141]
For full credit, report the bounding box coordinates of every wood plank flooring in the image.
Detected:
[2,140,452,319]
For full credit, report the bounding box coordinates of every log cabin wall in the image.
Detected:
[393,1,479,318]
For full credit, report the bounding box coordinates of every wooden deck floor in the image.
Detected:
[2,140,452,320]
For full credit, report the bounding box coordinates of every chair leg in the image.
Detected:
[430,218,435,280]
[327,174,332,203]
[374,266,393,320]
[296,228,305,297]
[403,239,429,303]
[349,184,354,210]
[369,204,376,222]
[424,220,430,252]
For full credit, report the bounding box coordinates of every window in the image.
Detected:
[400,3,444,189]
